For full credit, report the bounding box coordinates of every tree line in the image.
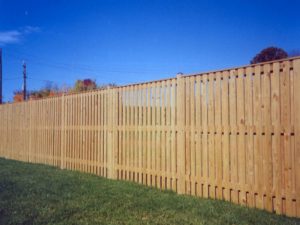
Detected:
[13,46,299,102]
[13,79,116,102]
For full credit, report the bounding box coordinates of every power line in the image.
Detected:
[5,51,173,75]
[7,50,169,69]
[3,77,22,81]
[27,77,56,83]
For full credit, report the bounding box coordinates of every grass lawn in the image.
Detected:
[0,158,299,225]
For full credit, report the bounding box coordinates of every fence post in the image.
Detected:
[294,59,300,217]
[28,101,32,163]
[176,73,186,194]
[60,93,65,169]
[107,87,118,179]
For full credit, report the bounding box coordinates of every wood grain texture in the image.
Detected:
[0,58,299,218]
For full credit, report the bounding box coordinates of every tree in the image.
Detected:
[73,79,97,92]
[12,80,117,102]
[13,91,24,102]
[29,82,59,100]
[29,89,57,100]
[13,83,60,102]
[98,83,117,90]
[250,47,288,64]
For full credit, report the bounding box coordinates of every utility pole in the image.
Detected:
[0,48,2,104]
[23,61,27,101]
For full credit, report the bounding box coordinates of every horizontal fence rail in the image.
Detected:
[0,57,300,217]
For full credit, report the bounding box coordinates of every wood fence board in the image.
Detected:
[0,58,299,218]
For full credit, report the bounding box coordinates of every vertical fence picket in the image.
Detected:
[0,58,299,218]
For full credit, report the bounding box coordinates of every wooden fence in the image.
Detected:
[0,57,300,217]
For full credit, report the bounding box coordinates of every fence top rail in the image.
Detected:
[115,56,300,88]
[183,55,300,78]
[1,56,300,106]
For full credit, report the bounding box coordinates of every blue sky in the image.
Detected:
[0,0,299,102]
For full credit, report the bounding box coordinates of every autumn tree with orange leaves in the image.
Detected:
[12,79,117,102]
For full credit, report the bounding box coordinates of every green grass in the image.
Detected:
[0,158,299,225]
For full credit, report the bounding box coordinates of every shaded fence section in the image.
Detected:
[0,57,300,217]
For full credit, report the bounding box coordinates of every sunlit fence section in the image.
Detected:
[0,57,300,217]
